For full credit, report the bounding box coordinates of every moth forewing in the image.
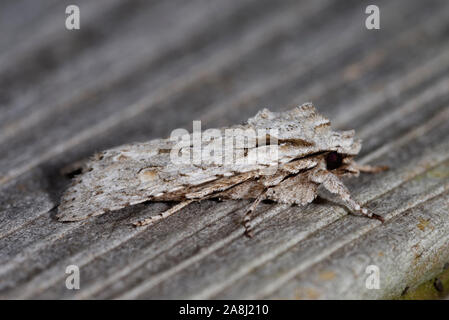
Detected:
[57,103,387,235]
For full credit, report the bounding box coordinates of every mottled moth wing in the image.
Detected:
[57,103,362,222]
[247,103,361,158]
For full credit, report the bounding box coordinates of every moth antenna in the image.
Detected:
[351,162,389,174]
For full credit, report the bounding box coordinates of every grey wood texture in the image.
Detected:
[0,0,448,299]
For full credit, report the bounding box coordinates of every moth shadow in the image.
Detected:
[38,162,76,220]
[40,156,106,222]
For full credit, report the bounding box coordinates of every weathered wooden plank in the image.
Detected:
[4,0,442,190]
[9,101,448,299]
[0,169,55,239]
[1,0,440,168]
[0,0,258,134]
[96,123,449,299]
[0,0,331,185]
[1,71,445,275]
[0,0,335,243]
[0,0,61,56]
[0,0,448,300]
[1,60,446,298]
[0,0,125,109]
[0,201,245,297]
[268,191,449,300]
[200,0,449,128]
[214,162,449,299]
[0,0,334,240]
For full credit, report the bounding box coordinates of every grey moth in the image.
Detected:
[57,103,387,237]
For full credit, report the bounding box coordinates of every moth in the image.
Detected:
[58,103,387,237]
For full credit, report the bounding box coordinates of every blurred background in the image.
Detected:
[0,0,448,299]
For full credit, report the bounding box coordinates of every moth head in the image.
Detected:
[325,151,343,170]
[325,151,358,177]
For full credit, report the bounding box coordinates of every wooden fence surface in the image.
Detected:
[0,0,448,299]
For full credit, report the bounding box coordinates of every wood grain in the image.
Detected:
[0,0,448,299]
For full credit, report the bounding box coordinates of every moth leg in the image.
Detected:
[133,200,194,227]
[310,170,384,222]
[242,191,266,238]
